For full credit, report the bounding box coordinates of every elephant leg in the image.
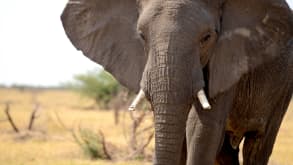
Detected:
[186,91,234,165]
[242,93,291,165]
[242,131,274,165]
[242,122,286,165]
[215,133,240,165]
[186,107,226,165]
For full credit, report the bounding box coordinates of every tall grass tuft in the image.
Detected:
[72,127,111,160]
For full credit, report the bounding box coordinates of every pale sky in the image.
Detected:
[0,0,101,87]
[0,0,292,87]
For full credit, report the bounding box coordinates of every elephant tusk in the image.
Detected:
[128,90,145,111]
[197,89,211,110]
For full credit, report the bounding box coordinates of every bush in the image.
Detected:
[68,70,120,109]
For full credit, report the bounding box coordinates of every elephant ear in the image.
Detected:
[61,0,146,92]
[208,0,293,98]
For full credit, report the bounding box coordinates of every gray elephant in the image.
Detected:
[61,0,293,164]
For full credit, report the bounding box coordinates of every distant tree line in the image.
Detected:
[0,84,67,91]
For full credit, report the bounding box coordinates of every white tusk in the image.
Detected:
[197,89,211,110]
[128,90,145,111]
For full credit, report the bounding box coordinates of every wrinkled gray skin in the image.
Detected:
[61,0,293,164]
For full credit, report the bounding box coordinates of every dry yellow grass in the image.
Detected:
[0,88,153,165]
[0,88,292,165]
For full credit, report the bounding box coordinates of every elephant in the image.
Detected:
[61,0,293,164]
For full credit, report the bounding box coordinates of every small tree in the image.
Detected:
[69,70,120,109]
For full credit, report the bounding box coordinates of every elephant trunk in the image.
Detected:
[153,103,190,165]
[148,65,192,165]
[141,23,208,164]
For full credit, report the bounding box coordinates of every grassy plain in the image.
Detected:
[0,88,292,165]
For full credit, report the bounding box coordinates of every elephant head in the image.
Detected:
[61,0,292,164]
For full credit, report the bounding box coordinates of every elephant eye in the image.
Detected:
[199,30,217,48]
[138,31,146,42]
[200,33,212,46]
[140,33,146,41]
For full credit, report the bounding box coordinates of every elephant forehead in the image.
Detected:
[138,0,213,24]
[68,0,81,4]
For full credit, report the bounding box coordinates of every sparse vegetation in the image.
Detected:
[0,88,292,165]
